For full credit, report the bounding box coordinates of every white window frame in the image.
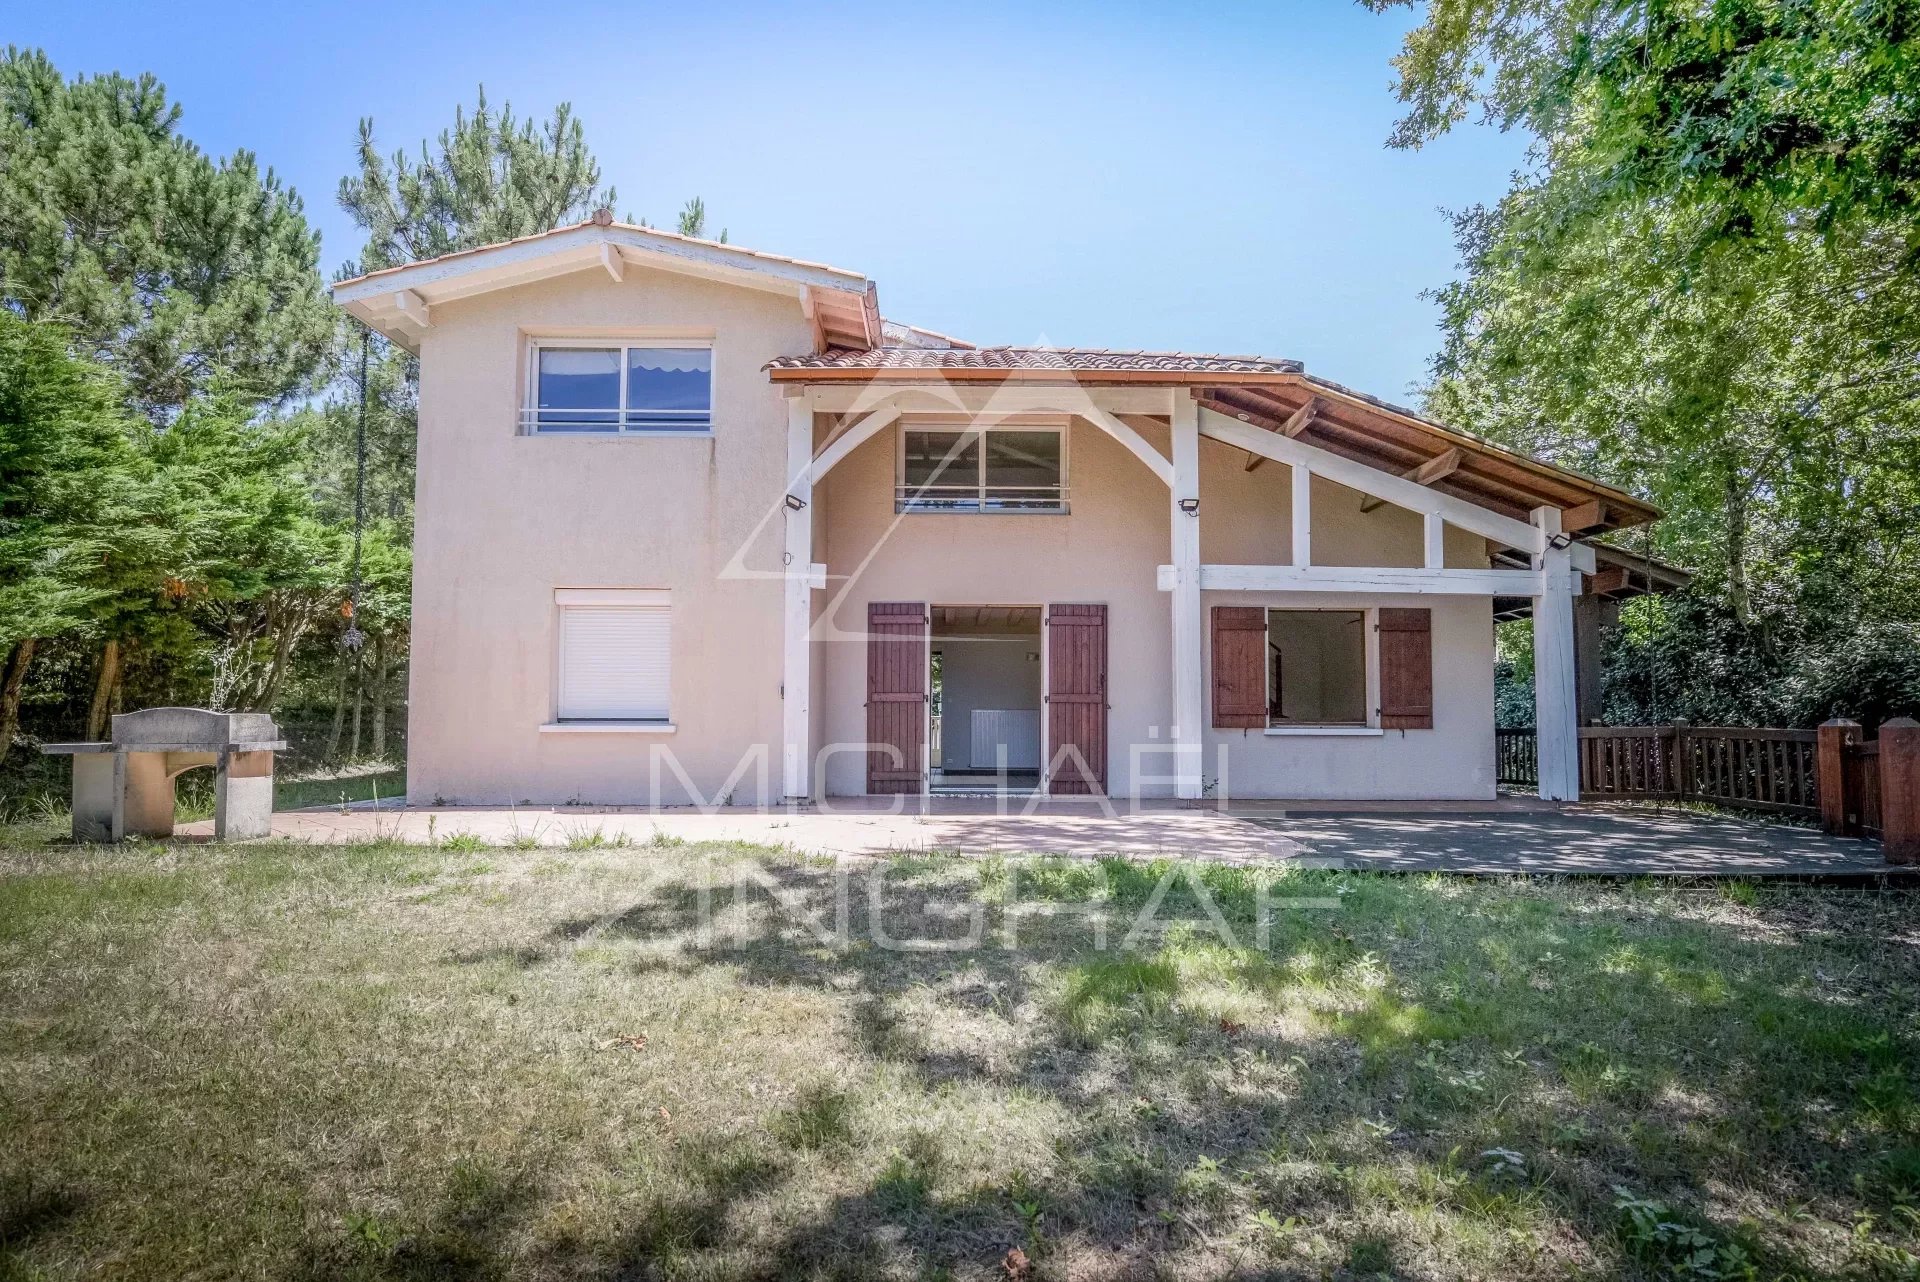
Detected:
[896,419,1069,514]
[1260,606,1383,735]
[542,587,677,732]
[522,338,714,437]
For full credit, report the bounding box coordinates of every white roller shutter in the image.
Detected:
[556,592,671,721]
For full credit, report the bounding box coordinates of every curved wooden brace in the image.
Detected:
[799,389,1174,490]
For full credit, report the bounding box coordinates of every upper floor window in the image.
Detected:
[524,340,712,434]
[898,423,1066,513]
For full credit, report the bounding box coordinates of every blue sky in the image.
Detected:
[17,1,1527,398]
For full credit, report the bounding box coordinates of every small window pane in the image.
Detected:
[1267,610,1367,725]
[902,431,980,509]
[536,348,620,432]
[625,347,712,430]
[983,431,1062,509]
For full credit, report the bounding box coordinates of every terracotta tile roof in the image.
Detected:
[766,346,1303,375]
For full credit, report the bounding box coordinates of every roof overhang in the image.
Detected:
[1493,541,1691,621]
[331,220,879,355]
[768,366,1303,386]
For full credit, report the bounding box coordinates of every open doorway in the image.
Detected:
[929,605,1043,793]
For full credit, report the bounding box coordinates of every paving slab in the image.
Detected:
[173,797,1898,877]
[1248,806,1893,876]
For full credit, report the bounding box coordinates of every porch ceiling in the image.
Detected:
[931,605,1042,636]
[1194,383,1657,533]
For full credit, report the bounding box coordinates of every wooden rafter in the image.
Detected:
[1194,393,1324,472]
[1359,447,1464,513]
[1562,499,1611,533]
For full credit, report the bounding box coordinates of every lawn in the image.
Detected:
[1,830,1917,1281]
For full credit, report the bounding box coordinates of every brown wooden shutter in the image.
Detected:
[866,602,929,793]
[1045,604,1109,794]
[1377,607,1433,729]
[1211,606,1268,729]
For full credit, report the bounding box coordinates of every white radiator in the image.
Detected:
[970,709,1041,771]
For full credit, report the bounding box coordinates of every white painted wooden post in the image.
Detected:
[1290,462,1312,567]
[1423,512,1446,570]
[1531,506,1580,801]
[782,392,814,801]
[1170,394,1204,800]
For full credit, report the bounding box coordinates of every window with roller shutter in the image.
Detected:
[555,589,671,722]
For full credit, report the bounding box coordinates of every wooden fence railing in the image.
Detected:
[1569,723,1822,815]
[1495,727,1536,787]
[1494,721,1912,853]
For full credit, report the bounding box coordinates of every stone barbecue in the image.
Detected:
[43,707,286,841]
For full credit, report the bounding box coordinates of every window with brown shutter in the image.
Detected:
[1211,606,1268,729]
[1377,607,1434,729]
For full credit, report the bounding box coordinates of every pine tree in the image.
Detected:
[676,196,726,243]
[0,48,335,418]
[337,87,614,276]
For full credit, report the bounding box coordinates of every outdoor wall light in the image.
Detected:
[1178,497,1200,516]
[784,493,808,511]
[1546,531,1573,549]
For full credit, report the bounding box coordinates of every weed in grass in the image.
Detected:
[1347,1233,1396,1276]
[873,1146,935,1214]
[1614,1186,1757,1280]
[561,824,633,850]
[437,831,489,853]
[1058,954,1181,1040]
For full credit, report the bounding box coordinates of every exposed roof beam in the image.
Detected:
[1561,498,1611,533]
[391,289,430,330]
[1198,406,1545,554]
[599,244,624,282]
[1359,447,1462,513]
[1195,394,1321,471]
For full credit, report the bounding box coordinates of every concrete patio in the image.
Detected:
[178,796,1900,878]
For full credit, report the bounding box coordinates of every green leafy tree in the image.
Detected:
[0,47,335,417]
[1366,0,1920,241]
[1370,0,1920,726]
[0,313,148,749]
[67,394,327,735]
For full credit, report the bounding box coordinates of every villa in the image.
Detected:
[331,214,1663,806]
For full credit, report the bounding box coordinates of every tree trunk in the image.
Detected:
[326,650,351,760]
[1724,471,1750,624]
[349,652,364,759]
[370,633,388,760]
[0,638,36,753]
[86,638,121,742]
[257,604,304,711]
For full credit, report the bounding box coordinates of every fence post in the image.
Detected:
[1880,717,1920,865]
[1671,720,1691,801]
[1817,718,1861,836]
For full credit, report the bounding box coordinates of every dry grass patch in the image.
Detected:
[0,835,1916,1280]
